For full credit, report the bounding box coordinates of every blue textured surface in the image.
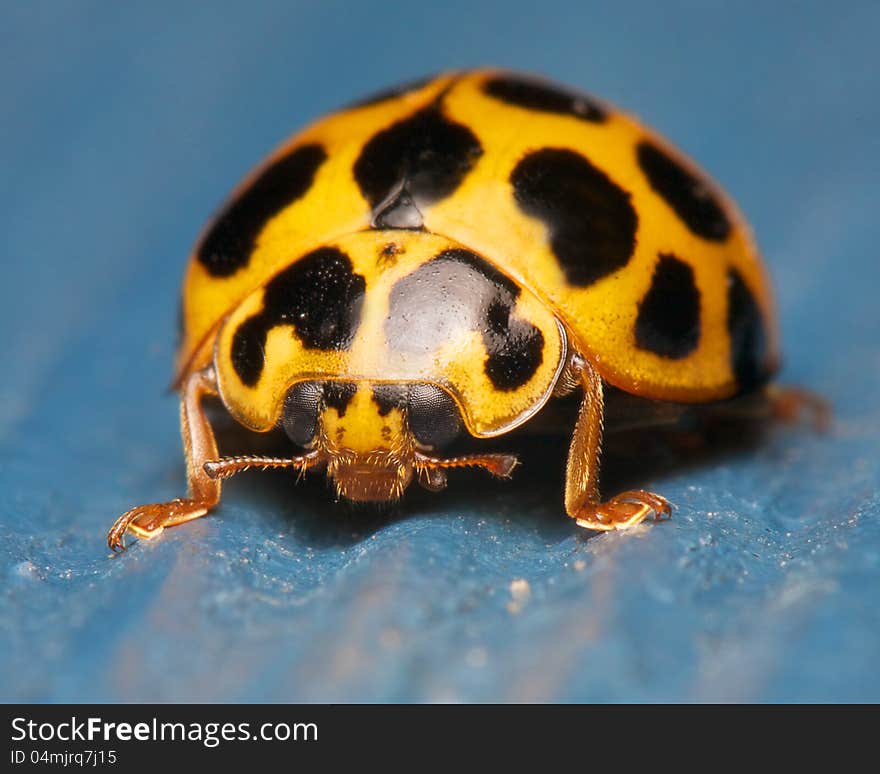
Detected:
[2,1,879,702]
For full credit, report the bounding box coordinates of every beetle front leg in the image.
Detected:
[564,355,672,531]
[107,366,222,552]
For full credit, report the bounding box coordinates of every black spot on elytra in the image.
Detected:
[385,249,544,391]
[636,141,731,242]
[345,74,436,109]
[635,253,701,359]
[323,382,358,416]
[511,148,638,286]
[483,73,606,122]
[230,247,365,386]
[353,104,483,226]
[197,144,327,277]
[727,268,770,391]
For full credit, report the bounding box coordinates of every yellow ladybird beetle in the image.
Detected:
[107,68,816,552]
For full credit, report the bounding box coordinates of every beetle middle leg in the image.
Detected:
[107,366,222,552]
[756,384,831,430]
[564,354,671,532]
[676,383,832,434]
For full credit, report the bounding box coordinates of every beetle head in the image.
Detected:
[280,380,514,502]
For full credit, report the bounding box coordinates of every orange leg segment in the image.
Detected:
[107,367,222,552]
[413,451,518,493]
[564,355,672,532]
[766,384,831,431]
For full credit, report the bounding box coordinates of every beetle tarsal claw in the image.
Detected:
[107,498,209,552]
[574,490,672,532]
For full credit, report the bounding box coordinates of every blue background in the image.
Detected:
[2,1,878,702]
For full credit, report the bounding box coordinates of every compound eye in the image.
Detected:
[281,381,323,447]
[407,384,462,450]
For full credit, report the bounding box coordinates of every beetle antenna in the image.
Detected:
[203,450,323,481]
[414,452,519,479]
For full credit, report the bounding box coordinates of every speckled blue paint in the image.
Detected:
[1,1,879,702]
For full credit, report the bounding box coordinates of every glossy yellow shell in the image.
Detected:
[178,68,779,430]
[214,230,566,436]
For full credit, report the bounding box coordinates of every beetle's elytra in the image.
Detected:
[109,69,792,551]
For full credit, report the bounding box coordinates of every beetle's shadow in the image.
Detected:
[210,396,776,549]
